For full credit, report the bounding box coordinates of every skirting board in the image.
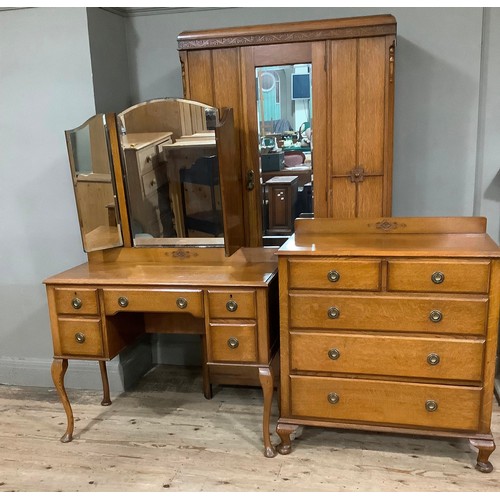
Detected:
[0,337,154,392]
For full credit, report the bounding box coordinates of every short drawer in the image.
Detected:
[58,317,104,357]
[289,293,488,335]
[388,259,490,294]
[288,258,381,291]
[136,144,160,175]
[141,167,168,198]
[290,375,481,431]
[54,287,99,315]
[208,290,256,319]
[209,323,257,362]
[290,332,485,382]
[103,288,203,317]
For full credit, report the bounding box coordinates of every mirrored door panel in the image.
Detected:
[65,115,123,252]
[256,64,313,239]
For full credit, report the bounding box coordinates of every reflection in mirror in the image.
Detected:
[118,99,224,248]
[65,115,123,252]
[256,64,313,242]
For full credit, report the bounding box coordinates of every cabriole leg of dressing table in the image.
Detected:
[259,366,277,458]
[51,358,74,443]
[98,360,112,406]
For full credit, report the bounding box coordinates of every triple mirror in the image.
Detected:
[65,99,243,255]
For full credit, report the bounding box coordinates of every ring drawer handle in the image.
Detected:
[176,297,188,309]
[74,332,86,344]
[327,392,340,405]
[71,297,82,310]
[425,400,438,412]
[427,353,440,365]
[227,337,239,349]
[226,300,238,312]
[328,348,340,360]
[431,271,445,284]
[118,296,129,308]
[327,270,340,283]
[328,307,340,319]
[429,310,443,323]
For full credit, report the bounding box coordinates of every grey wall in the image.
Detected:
[0,7,498,390]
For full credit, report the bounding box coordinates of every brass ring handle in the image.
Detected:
[176,297,188,309]
[227,337,239,349]
[328,307,340,319]
[71,297,82,310]
[429,310,443,323]
[427,353,440,365]
[74,332,86,344]
[328,348,340,360]
[431,271,445,284]
[226,300,238,312]
[118,296,129,308]
[327,392,340,404]
[425,400,438,412]
[327,270,340,283]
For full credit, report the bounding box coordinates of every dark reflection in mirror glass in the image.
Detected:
[65,115,123,252]
[256,64,313,242]
[118,98,224,247]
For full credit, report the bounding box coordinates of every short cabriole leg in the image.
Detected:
[276,423,299,455]
[51,358,74,443]
[469,438,495,473]
[98,361,112,406]
[258,366,277,458]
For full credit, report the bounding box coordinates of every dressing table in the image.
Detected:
[45,99,280,457]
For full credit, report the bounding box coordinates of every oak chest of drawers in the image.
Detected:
[276,217,500,472]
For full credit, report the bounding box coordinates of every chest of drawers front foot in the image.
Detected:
[276,422,300,455]
[469,437,496,473]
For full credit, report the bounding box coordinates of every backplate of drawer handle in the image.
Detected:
[226,300,238,312]
[425,400,438,412]
[71,297,82,309]
[327,270,340,283]
[427,353,440,365]
[118,296,129,308]
[227,337,239,349]
[431,271,445,284]
[74,332,86,344]
[328,307,340,319]
[327,392,340,404]
[429,310,443,322]
[328,348,340,360]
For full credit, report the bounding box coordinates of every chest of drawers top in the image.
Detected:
[278,217,500,259]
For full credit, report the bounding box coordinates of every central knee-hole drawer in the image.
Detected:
[58,317,103,357]
[103,288,203,316]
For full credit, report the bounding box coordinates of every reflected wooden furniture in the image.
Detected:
[264,175,298,236]
[45,246,279,457]
[276,217,500,472]
[178,14,396,245]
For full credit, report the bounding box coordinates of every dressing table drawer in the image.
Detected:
[103,288,203,316]
[57,317,104,357]
[54,287,99,315]
[289,293,488,335]
[290,332,485,382]
[387,259,490,294]
[288,259,381,291]
[208,290,256,319]
[290,375,481,431]
[209,323,258,362]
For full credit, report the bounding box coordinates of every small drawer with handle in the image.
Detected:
[387,259,490,294]
[57,317,104,357]
[208,290,256,319]
[288,258,381,291]
[208,323,257,362]
[54,287,99,315]
[103,288,203,316]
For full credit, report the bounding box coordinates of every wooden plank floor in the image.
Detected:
[1,364,499,492]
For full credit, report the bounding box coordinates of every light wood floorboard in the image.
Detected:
[0,365,499,492]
